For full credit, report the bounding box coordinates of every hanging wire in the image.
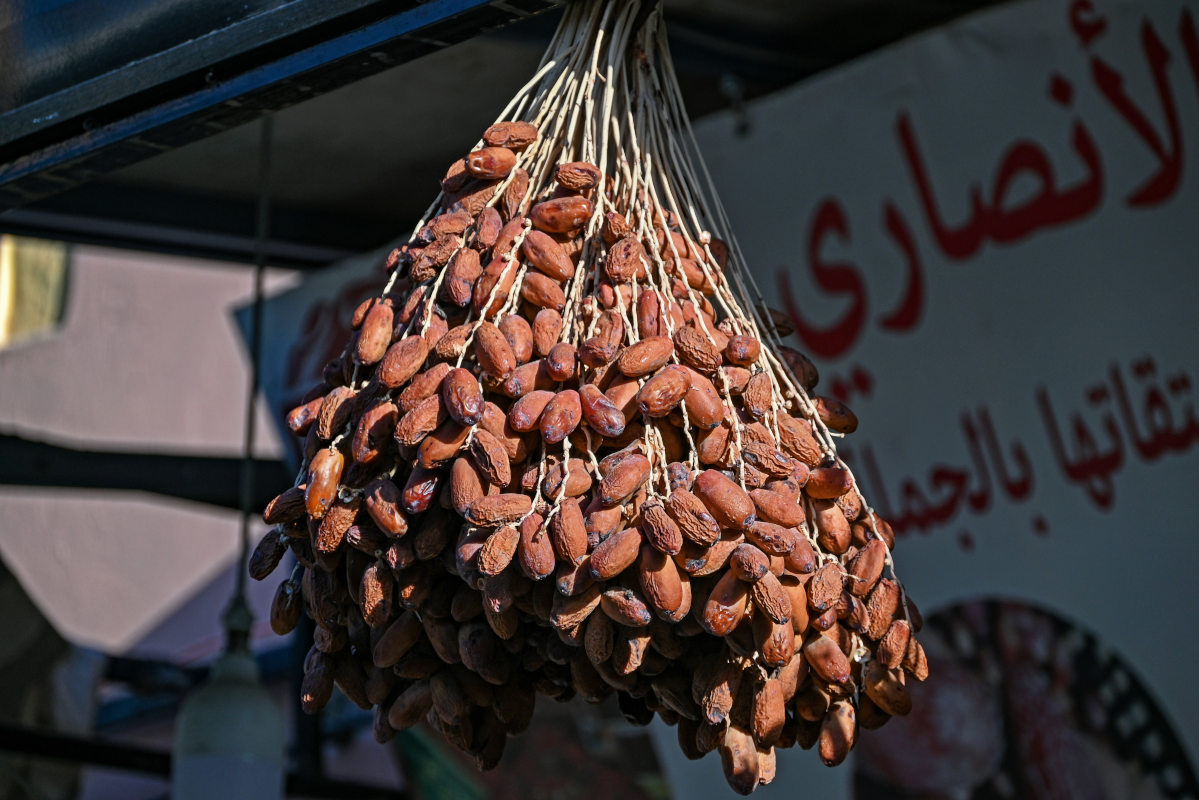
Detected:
[227,113,273,645]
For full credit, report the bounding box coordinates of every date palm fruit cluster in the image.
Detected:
[249,0,926,793]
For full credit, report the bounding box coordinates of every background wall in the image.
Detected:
[0,246,293,656]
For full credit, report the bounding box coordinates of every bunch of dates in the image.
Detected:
[250,117,926,795]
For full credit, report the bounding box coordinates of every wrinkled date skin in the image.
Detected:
[530,197,594,233]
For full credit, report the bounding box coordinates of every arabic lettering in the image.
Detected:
[845,357,1196,537]
[782,5,1197,361]
[1071,0,1109,46]
[1037,357,1198,509]
[977,405,1035,501]
[847,406,1034,536]
[1089,21,1183,207]
[878,201,924,332]
[1037,386,1122,509]
[1184,10,1199,94]
[899,70,1106,261]
[778,198,867,359]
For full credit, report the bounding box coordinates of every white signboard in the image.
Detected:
[681,0,1199,796]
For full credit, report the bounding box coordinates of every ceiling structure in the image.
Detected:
[0,0,1004,268]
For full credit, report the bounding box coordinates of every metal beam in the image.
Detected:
[0,431,292,511]
[0,183,370,270]
[0,722,406,799]
[0,0,569,210]
[0,722,170,777]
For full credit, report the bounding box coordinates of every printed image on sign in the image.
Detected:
[854,599,1198,799]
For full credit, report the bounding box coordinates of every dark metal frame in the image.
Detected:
[0,182,367,270]
[0,431,290,512]
[0,0,1007,266]
[0,0,569,210]
[0,722,405,799]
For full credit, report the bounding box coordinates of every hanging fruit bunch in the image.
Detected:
[250,0,927,793]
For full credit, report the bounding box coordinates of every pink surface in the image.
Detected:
[0,245,299,655]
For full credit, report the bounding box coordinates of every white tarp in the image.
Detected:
[0,249,292,656]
